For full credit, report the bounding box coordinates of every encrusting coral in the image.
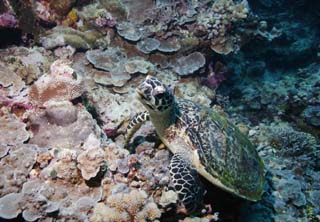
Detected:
[0,145,37,198]
[27,100,102,149]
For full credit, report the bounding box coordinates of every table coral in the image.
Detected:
[124,58,154,74]
[137,38,160,54]
[117,21,143,42]
[173,52,206,76]
[86,48,126,72]
[158,37,181,53]
[84,48,132,87]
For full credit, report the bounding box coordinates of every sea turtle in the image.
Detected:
[125,75,265,213]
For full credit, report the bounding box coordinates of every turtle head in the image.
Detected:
[136,75,174,113]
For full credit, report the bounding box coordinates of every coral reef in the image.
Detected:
[197,0,249,54]
[0,0,319,221]
[0,47,51,85]
[240,121,320,222]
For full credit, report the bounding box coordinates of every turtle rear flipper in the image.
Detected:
[124,111,150,147]
[170,153,205,214]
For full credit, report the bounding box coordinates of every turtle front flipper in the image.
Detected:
[169,153,205,214]
[124,111,150,147]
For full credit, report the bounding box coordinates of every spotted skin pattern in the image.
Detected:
[125,111,149,146]
[169,153,204,213]
[127,111,150,131]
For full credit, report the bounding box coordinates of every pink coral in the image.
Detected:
[201,62,230,90]
[0,13,18,28]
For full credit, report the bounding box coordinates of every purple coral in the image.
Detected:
[95,16,117,28]
[201,62,230,90]
[0,13,18,28]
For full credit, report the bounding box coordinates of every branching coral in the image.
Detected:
[197,0,249,54]
[91,188,161,222]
